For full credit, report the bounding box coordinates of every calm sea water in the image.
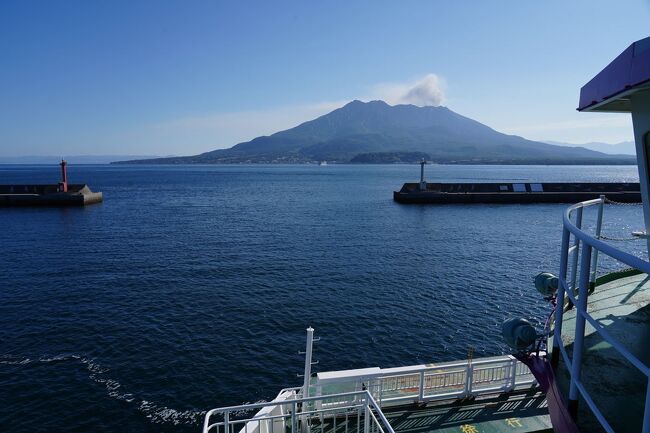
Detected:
[0,164,645,433]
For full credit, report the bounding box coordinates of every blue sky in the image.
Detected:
[1,0,649,157]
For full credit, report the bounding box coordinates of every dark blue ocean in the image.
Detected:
[0,164,645,433]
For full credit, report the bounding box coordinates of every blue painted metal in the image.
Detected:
[578,37,650,112]
[569,207,583,293]
[568,242,591,407]
[552,227,571,368]
[557,197,650,433]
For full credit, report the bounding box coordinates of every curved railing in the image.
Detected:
[553,196,650,433]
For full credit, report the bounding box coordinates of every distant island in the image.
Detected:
[113,100,636,165]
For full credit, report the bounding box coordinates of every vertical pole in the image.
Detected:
[364,399,370,433]
[60,159,68,192]
[418,371,425,401]
[569,207,583,294]
[642,379,650,433]
[630,93,650,256]
[303,327,314,399]
[510,356,518,391]
[464,365,473,397]
[419,159,426,191]
[224,411,230,433]
[552,227,571,367]
[568,243,592,418]
[464,347,474,397]
[589,195,605,291]
[292,401,297,433]
[420,159,424,183]
[371,379,384,407]
[302,328,314,433]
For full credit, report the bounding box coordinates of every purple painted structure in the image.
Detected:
[517,353,581,433]
[578,36,650,112]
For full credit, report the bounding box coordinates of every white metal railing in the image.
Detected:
[313,355,536,406]
[203,390,395,433]
[553,196,650,433]
[202,354,537,433]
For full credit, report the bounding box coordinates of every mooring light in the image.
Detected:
[502,318,537,351]
[534,272,558,296]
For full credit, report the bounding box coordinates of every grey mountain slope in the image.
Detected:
[114,100,634,164]
[546,140,636,156]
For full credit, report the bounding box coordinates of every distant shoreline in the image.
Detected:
[0,160,638,166]
[109,160,637,166]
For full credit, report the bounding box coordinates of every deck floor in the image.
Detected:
[382,389,552,433]
[312,390,551,433]
[554,270,650,432]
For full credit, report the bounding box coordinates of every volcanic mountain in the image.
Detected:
[115,100,634,164]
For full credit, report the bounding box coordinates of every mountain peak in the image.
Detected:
[343,99,390,108]
[114,100,635,165]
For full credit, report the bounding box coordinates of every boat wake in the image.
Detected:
[0,353,206,426]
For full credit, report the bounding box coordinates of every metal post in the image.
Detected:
[59,159,68,192]
[364,399,370,433]
[292,401,297,433]
[509,356,518,391]
[419,159,426,191]
[301,328,314,433]
[377,379,383,406]
[418,371,425,401]
[569,207,584,294]
[552,227,571,367]
[568,243,592,418]
[303,327,314,399]
[464,364,473,397]
[224,411,230,433]
[589,195,605,291]
[465,347,474,397]
[642,379,650,433]
[420,159,424,183]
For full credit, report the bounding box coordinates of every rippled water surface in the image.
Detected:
[0,164,645,432]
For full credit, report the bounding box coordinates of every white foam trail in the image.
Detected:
[0,353,206,425]
[0,354,32,365]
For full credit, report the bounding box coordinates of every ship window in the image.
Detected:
[530,183,543,192]
[499,185,508,191]
[513,183,526,192]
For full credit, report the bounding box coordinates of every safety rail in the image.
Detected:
[553,196,650,433]
[314,355,536,407]
[203,391,395,433]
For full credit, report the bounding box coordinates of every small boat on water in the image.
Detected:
[0,160,103,207]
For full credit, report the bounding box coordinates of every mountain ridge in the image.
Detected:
[114,100,635,165]
[545,140,636,156]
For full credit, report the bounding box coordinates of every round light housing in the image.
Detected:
[502,318,537,350]
[534,272,558,296]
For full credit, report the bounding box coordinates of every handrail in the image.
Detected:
[560,277,650,377]
[366,391,394,431]
[563,200,650,273]
[204,390,363,418]
[203,390,396,433]
[556,196,650,433]
[315,354,534,406]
